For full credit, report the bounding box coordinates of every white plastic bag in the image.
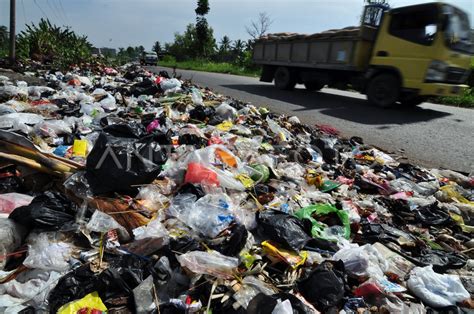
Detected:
[133,218,169,243]
[233,276,277,309]
[407,266,470,308]
[332,244,388,278]
[23,233,71,272]
[272,299,293,314]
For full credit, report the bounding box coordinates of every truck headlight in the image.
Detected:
[425,60,448,82]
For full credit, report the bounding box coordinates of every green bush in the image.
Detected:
[17,19,92,69]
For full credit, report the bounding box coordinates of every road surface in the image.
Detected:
[148,66,474,174]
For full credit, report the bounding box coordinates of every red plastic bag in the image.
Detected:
[184,163,220,186]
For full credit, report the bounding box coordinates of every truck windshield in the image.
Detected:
[443,6,474,54]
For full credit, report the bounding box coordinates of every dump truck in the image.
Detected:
[253,2,473,107]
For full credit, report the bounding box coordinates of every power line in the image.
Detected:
[52,0,66,26]
[57,0,70,26]
[45,0,60,22]
[20,0,27,25]
[33,0,49,20]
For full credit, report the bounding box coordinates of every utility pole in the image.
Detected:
[9,0,16,64]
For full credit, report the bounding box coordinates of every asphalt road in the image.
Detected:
[148,66,474,174]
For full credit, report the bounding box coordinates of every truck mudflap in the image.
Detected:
[260,65,275,82]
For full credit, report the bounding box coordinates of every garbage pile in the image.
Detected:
[0,64,473,313]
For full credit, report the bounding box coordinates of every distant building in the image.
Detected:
[92,47,117,57]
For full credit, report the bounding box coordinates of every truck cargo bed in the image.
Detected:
[253,26,376,71]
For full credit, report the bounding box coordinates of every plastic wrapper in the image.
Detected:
[407,266,470,308]
[133,218,169,243]
[0,193,34,214]
[177,250,239,279]
[234,276,277,309]
[23,233,72,271]
[86,210,130,242]
[294,204,350,240]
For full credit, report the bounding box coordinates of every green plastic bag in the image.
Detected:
[295,204,350,240]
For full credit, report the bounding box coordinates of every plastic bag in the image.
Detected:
[0,193,33,214]
[407,266,470,308]
[177,250,239,279]
[295,204,350,240]
[133,218,169,243]
[257,210,312,251]
[233,276,277,309]
[57,291,107,314]
[133,276,156,313]
[272,299,293,314]
[297,260,346,312]
[86,210,126,234]
[215,101,237,120]
[332,244,388,279]
[0,269,63,310]
[0,113,44,133]
[184,162,220,186]
[9,191,76,230]
[170,193,234,238]
[85,132,168,195]
[0,218,27,270]
[160,78,182,91]
[23,233,72,271]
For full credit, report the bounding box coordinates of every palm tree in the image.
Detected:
[219,35,231,54]
[233,39,244,55]
[244,39,254,52]
[152,41,162,55]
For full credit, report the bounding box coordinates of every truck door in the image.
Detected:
[370,3,441,90]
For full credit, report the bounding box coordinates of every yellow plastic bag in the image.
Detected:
[215,148,237,168]
[262,241,307,269]
[58,291,107,314]
[72,139,87,157]
[216,120,233,132]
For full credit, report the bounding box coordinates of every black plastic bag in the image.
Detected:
[189,105,215,122]
[9,191,75,230]
[0,164,23,193]
[103,121,146,139]
[257,210,312,251]
[415,203,451,226]
[247,292,313,314]
[209,223,248,257]
[86,132,169,195]
[416,250,466,273]
[48,265,100,312]
[297,260,347,312]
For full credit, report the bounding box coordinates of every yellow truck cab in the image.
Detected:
[253,2,473,107]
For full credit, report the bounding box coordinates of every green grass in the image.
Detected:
[433,88,474,108]
[158,59,260,77]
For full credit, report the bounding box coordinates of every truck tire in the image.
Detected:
[304,81,325,91]
[274,67,296,90]
[367,73,400,108]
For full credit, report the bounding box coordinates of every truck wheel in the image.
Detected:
[274,67,296,90]
[367,74,400,108]
[304,81,325,91]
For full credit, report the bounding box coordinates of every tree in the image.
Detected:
[246,12,273,40]
[153,41,162,55]
[244,39,254,52]
[233,39,244,55]
[219,36,231,53]
[0,25,8,56]
[195,0,212,58]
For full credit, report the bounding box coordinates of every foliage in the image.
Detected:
[166,23,216,61]
[195,0,212,58]
[0,25,8,57]
[435,88,474,108]
[16,19,92,68]
[153,41,162,55]
[159,58,260,77]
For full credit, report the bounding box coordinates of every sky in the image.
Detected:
[1,0,473,51]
